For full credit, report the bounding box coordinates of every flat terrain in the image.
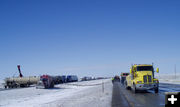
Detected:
[0,79,112,107]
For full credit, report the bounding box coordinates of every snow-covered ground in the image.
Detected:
[0,79,112,107]
[0,80,5,90]
[1,74,179,107]
[156,74,180,84]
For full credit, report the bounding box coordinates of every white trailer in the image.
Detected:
[4,76,40,88]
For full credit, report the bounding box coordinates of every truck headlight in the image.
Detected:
[136,81,142,84]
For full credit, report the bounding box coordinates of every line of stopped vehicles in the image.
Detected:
[113,64,160,93]
[3,63,159,92]
[3,65,106,89]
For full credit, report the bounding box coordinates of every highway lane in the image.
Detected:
[111,82,180,107]
[111,82,129,107]
[122,86,165,107]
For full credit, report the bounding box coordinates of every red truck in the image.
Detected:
[36,75,54,89]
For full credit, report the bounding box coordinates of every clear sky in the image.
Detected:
[0,0,180,79]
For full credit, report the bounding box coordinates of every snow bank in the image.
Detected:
[0,79,112,107]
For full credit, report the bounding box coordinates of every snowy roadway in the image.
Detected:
[0,79,112,107]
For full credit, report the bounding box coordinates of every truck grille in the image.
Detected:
[143,75,152,83]
[148,75,152,82]
[143,76,147,83]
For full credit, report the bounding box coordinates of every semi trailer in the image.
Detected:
[4,65,40,88]
[4,76,39,88]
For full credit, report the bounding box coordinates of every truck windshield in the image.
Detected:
[136,66,153,71]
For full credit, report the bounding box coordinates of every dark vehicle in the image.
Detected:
[52,75,67,84]
[61,75,66,83]
[52,76,61,84]
[120,73,129,85]
[81,77,92,81]
[112,75,120,83]
[66,75,78,82]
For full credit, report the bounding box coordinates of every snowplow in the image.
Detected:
[124,64,159,93]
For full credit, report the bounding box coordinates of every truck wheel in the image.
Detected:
[124,81,128,89]
[133,84,137,93]
[155,88,159,93]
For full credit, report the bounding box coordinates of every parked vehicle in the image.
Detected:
[66,75,78,82]
[120,73,129,85]
[4,65,39,88]
[125,64,159,93]
[112,75,120,83]
[61,75,66,83]
[81,77,92,81]
[52,75,67,84]
[4,76,39,88]
[52,76,61,84]
[36,75,54,89]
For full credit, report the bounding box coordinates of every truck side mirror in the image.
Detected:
[130,69,132,74]
[156,68,159,73]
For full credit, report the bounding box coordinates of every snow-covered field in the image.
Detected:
[0,79,112,107]
[0,74,179,107]
[0,80,5,89]
[156,74,180,84]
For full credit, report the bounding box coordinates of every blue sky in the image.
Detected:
[0,0,179,79]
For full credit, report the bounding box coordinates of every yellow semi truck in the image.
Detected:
[124,64,159,93]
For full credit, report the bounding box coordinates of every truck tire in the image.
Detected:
[124,81,131,90]
[124,81,128,89]
[155,88,159,93]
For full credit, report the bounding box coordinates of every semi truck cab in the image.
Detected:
[36,75,54,89]
[125,64,159,93]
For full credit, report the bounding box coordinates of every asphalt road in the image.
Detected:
[111,82,180,107]
[111,82,129,107]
